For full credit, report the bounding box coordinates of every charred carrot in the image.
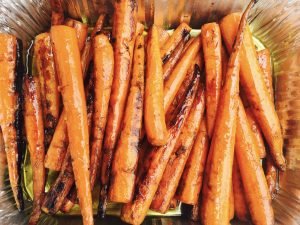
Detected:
[24,75,46,225]
[109,28,144,203]
[34,33,61,149]
[121,68,200,225]
[163,35,190,81]
[99,0,137,216]
[176,119,209,205]
[201,23,223,138]
[160,23,191,63]
[164,37,201,112]
[220,12,285,170]
[50,0,64,25]
[151,81,205,213]
[201,2,253,224]
[144,25,168,146]
[245,108,266,158]
[232,157,250,222]
[51,25,93,225]
[65,19,88,52]
[0,34,24,211]
[157,27,170,48]
[235,98,274,225]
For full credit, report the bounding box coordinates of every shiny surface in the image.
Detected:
[23,75,45,224]
[144,25,168,146]
[50,25,93,225]
[65,19,88,52]
[109,29,144,203]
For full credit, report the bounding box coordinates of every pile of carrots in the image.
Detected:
[0,0,285,225]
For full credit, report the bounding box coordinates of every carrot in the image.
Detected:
[160,23,191,63]
[65,19,88,52]
[151,81,205,213]
[24,75,46,225]
[51,25,93,225]
[221,45,229,85]
[91,14,107,39]
[163,35,190,81]
[164,37,202,112]
[176,119,209,205]
[34,33,61,149]
[201,23,223,138]
[121,68,200,225]
[220,13,285,170]
[50,0,64,25]
[201,2,254,224]
[235,98,274,225]
[229,183,234,221]
[99,0,137,217]
[0,34,24,211]
[0,129,6,189]
[157,26,170,48]
[144,25,168,146]
[232,157,250,222]
[263,157,277,199]
[245,108,266,158]
[109,28,144,203]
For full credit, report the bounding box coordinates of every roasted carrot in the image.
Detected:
[109,28,144,203]
[235,98,274,225]
[201,23,223,138]
[160,23,191,63]
[151,81,205,213]
[169,198,179,209]
[50,0,64,25]
[121,68,200,225]
[157,27,170,48]
[24,75,46,224]
[65,19,88,52]
[163,35,190,81]
[144,25,168,146]
[0,129,6,189]
[201,2,253,224]
[34,33,61,149]
[0,34,24,211]
[232,157,250,222]
[51,25,93,225]
[99,0,137,217]
[220,12,285,170]
[245,108,266,158]
[164,37,202,112]
[176,119,209,205]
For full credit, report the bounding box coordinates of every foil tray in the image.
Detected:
[0,0,299,225]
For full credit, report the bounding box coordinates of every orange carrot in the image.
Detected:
[201,22,223,138]
[51,25,93,225]
[157,27,170,48]
[50,0,64,25]
[24,75,46,224]
[65,19,88,52]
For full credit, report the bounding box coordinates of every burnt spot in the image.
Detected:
[175,145,187,156]
[182,28,190,39]
[162,54,171,64]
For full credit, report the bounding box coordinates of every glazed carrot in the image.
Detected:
[65,19,88,52]
[50,0,64,25]
[151,81,205,213]
[245,108,266,158]
[99,0,137,216]
[51,26,93,225]
[201,22,223,138]
[24,75,46,224]
[0,129,6,189]
[160,22,191,63]
[164,37,201,112]
[144,25,168,146]
[109,28,144,203]
[201,2,253,224]
[0,34,24,211]
[232,157,250,222]
[91,14,107,39]
[176,119,209,205]
[157,27,170,48]
[34,33,61,149]
[264,157,277,199]
[163,35,190,81]
[121,68,200,225]
[235,98,274,225]
[220,13,285,170]
[257,49,274,101]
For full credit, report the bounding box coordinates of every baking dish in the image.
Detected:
[0,0,299,224]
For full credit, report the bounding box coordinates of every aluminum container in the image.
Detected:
[0,0,299,224]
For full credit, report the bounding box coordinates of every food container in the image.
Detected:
[0,0,299,224]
